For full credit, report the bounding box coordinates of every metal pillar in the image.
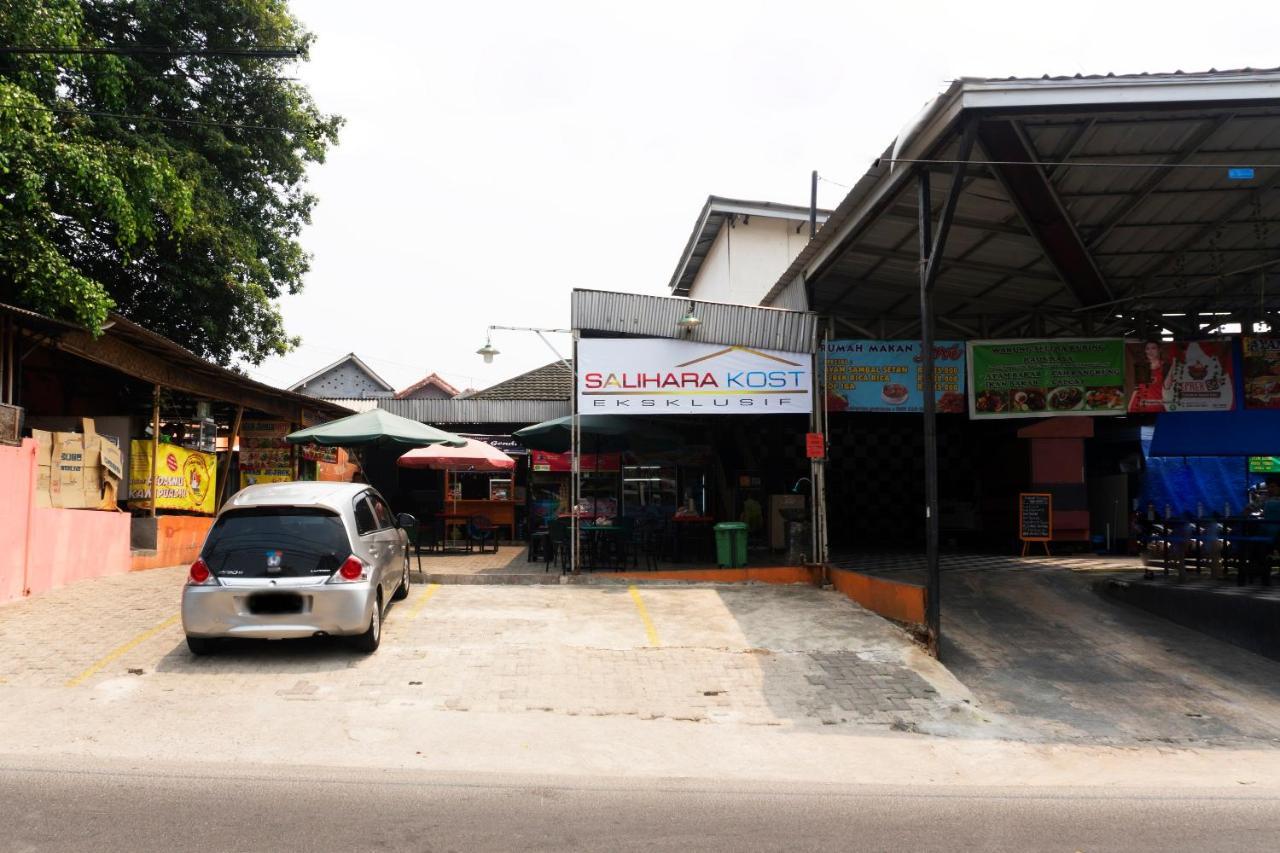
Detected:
[917,124,975,658]
[810,170,819,239]
[571,330,580,575]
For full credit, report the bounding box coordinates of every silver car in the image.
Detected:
[182,482,411,655]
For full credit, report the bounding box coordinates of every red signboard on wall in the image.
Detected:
[529,450,621,472]
[805,433,825,459]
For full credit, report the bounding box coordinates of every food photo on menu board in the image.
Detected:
[1124,340,1235,413]
[965,339,1127,419]
[1242,336,1280,409]
[821,340,966,413]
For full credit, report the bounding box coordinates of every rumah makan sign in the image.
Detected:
[577,338,813,415]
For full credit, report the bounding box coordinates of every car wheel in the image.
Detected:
[352,592,382,654]
[186,636,217,656]
[392,552,410,601]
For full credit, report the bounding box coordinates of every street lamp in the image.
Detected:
[476,325,572,372]
[476,337,500,364]
[476,324,581,574]
[677,304,701,329]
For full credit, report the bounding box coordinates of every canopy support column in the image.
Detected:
[216,405,244,511]
[917,122,975,658]
[149,384,161,517]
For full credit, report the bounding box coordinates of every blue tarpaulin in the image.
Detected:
[1148,408,1280,457]
[1139,426,1253,516]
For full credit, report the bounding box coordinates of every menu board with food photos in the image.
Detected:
[239,420,294,488]
[1125,340,1235,413]
[1242,337,1280,409]
[822,340,966,413]
[967,339,1126,419]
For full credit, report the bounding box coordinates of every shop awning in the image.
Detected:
[513,415,679,454]
[396,439,515,472]
[285,408,465,448]
[1148,409,1280,457]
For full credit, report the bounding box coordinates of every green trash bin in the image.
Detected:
[714,522,748,568]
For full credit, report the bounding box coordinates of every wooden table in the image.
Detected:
[436,512,473,552]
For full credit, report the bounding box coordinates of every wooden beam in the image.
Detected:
[54,329,306,422]
[216,405,244,512]
[149,384,160,518]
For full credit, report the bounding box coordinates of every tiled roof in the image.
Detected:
[395,372,461,399]
[466,361,572,401]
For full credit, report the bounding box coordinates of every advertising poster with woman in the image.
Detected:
[1125,340,1235,412]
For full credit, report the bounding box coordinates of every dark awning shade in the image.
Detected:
[1148,409,1280,457]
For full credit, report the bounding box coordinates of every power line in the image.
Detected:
[16,103,301,134]
[0,45,299,59]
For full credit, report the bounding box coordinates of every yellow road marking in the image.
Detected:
[628,586,660,647]
[409,583,441,619]
[65,615,180,688]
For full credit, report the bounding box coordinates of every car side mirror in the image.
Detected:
[396,512,417,530]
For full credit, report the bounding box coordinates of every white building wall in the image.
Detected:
[688,216,812,307]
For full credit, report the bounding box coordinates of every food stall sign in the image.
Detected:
[127,441,216,514]
[967,339,1126,420]
[822,340,965,413]
[577,338,812,416]
[1019,492,1053,556]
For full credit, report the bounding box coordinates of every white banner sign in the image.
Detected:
[577,338,813,415]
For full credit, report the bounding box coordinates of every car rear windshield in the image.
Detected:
[202,508,351,578]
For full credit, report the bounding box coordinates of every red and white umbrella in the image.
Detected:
[396,438,515,472]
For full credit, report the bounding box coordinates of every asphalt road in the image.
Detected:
[3,758,1278,852]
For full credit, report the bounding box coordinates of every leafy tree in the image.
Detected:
[0,0,341,365]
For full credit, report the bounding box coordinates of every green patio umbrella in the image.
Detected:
[286,408,466,448]
[513,414,677,454]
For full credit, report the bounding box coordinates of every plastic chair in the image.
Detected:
[528,522,551,563]
[468,515,497,554]
[396,513,423,574]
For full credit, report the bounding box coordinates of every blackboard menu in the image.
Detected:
[1019,493,1053,541]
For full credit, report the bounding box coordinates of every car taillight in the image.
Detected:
[333,556,366,583]
[188,558,214,585]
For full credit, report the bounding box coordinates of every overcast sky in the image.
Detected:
[246,0,1280,394]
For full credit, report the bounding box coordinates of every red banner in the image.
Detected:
[529,450,620,472]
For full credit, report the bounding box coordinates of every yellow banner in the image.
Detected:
[128,441,217,514]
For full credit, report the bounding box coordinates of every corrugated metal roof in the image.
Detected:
[765,67,1280,335]
[572,289,818,354]
[668,196,831,296]
[374,398,570,425]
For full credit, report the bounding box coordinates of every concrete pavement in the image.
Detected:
[3,563,1280,796]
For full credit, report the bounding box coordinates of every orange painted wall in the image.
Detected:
[2,439,131,603]
[829,566,926,626]
[131,515,214,571]
[607,566,818,585]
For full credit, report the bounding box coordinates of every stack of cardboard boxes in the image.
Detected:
[32,418,124,510]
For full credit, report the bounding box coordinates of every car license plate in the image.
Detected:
[247,592,304,615]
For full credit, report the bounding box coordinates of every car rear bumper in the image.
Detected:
[182,582,376,639]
